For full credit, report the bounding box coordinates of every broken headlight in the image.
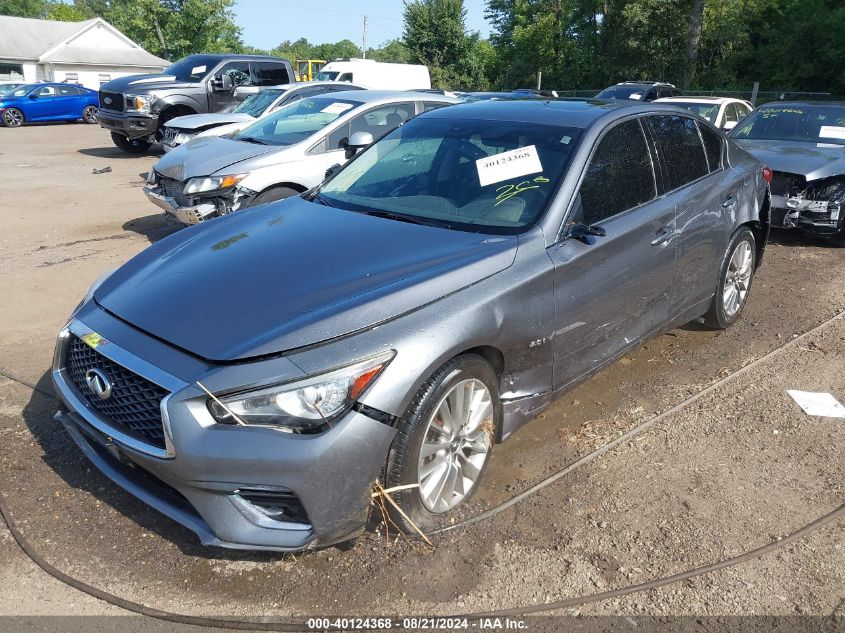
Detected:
[184,173,247,195]
[787,177,845,220]
[206,351,395,433]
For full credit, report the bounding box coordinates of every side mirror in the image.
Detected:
[325,163,342,179]
[28,93,39,99]
[212,74,233,92]
[344,130,373,159]
[567,222,606,245]
[722,120,738,131]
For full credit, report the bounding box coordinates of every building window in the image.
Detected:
[65,72,79,83]
[98,73,111,85]
[0,63,24,81]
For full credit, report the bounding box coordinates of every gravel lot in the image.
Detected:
[0,124,843,625]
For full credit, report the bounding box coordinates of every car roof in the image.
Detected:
[423,98,646,128]
[615,81,675,87]
[179,53,288,62]
[654,96,742,104]
[310,89,457,103]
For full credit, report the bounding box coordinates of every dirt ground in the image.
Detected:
[0,123,843,626]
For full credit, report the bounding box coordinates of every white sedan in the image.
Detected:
[654,96,753,131]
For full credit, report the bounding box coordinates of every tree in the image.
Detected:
[46,2,89,21]
[370,39,411,63]
[0,0,47,17]
[403,0,490,89]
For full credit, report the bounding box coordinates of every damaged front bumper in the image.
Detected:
[771,173,844,235]
[144,178,257,225]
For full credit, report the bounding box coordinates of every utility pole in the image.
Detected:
[362,15,368,59]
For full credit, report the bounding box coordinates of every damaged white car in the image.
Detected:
[731,101,845,237]
[144,90,458,224]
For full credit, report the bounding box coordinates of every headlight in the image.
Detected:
[125,94,154,113]
[184,173,247,195]
[206,351,395,433]
[174,132,193,145]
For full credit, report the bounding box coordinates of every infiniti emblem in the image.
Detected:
[85,368,112,400]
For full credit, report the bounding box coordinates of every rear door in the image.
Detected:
[548,116,677,390]
[57,85,83,117]
[645,114,737,317]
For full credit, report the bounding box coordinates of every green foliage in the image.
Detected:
[0,0,47,17]
[485,0,845,95]
[403,0,491,90]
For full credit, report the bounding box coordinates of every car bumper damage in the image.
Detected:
[51,316,396,551]
[770,172,844,234]
[143,172,256,225]
[97,110,158,140]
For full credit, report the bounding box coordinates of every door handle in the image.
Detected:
[722,196,736,208]
[650,227,673,246]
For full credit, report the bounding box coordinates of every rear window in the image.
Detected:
[253,62,291,86]
[596,85,649,101]
[647,115,709,190]
[662,101,720,124]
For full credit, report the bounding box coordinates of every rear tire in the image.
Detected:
[2,108,24,128]
[703,227,756,329]
[110,132,151,154]
[247,186,299,208]
[82,105,98,124]
[383,354,501,533]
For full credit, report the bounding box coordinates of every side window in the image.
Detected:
[328,102,415,150]
[58,85,80,96]
[37,86,56,97]
[338,73,353,82]
[575,119,656,225]
[218,61,252,87]
[423,101,449,112]
[253,62,291,86]
[646,115,709,190]
[723,104,740,125]
[736,103,751,120]
[698,122,724,173]
[655,87,672,100]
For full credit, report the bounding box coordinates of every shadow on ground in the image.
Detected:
[123,213,182,243]
[78,145,163,160]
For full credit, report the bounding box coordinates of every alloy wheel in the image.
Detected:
[722,240,753,317]
[83,106,98,123]
[417,379,493,513]
[3,108,23,127]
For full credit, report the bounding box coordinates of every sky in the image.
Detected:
[233,0,491,51]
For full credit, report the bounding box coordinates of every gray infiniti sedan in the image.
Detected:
[52,99,770,551]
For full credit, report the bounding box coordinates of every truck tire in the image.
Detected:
[110,132,151,154]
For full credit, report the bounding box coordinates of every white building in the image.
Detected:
[0,15,169,91]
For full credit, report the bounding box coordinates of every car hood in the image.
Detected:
[94,197,518,361]
[733,139,845,181]
[100,74,192,93]
[152,135,280,181]
[166,112,255,131]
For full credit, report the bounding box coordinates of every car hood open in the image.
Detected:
[167,112,255,132]
[734,139,845,181]
[151,135,279,181]
[94,197,518,361]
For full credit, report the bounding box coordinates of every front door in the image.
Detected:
[548,117,677,390]
[207,61,252,112]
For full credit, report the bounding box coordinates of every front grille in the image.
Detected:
[158,175,191,207]
[66,335,169,449]
[99,90,124,112]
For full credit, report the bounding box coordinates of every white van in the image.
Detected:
[315,58,431,90]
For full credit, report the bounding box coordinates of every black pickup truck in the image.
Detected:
[97,53,294,154]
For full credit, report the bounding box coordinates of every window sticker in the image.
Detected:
[476,145,543,187]
[191,65,206,75]
[819,125,845,140]
[628,93,642,100]
[321,102,354,115]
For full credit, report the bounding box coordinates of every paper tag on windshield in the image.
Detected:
[321,102,354,115]
[628,93,642,100]
[191,65,206,75]
[476,145,543,187]
[819,125,845,140]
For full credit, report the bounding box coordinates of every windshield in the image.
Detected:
[596,85,648,100]
[663,101,719,123]
[164,55,221,82]
[318,117,583,234]
[731,104,845,145]
[233,89,285,117]
[0,84,23,96]
[6,85,36,98]
[315,71,339,81]
[233,96,363,146]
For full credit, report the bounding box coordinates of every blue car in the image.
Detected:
[0,83,99,128]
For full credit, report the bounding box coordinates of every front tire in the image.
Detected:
[2,108,24,128]
[82,105,98,124]
[110,132,151,154]
[247,186,299,208]
[384,354,501,532]
[703,226,756,329]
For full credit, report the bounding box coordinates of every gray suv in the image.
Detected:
[97,53,294,154]
[53,100,769,551]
